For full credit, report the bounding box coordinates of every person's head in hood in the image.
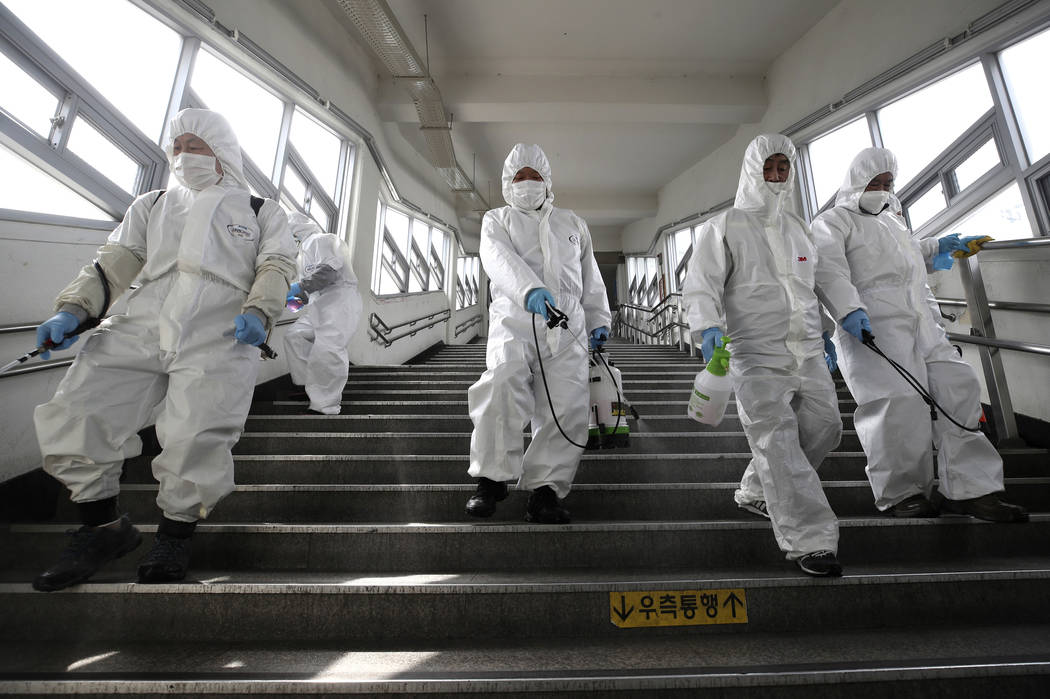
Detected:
[165,108,248,191]
[734,133,797,217]
[835,147,900,216]
[501,143,553,211]
[287,211,323,245]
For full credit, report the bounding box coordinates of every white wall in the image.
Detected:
[0,0,478,483]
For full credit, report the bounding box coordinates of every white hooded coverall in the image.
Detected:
[683,134,841,559]
[283,212,362,414]
[467,143,612,497]
[811,147,1004,510]
[35,108,297,522]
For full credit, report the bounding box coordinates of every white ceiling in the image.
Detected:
[349,0,840,245]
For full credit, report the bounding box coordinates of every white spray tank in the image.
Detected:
[587,348,630,449]
[687,337,732,426]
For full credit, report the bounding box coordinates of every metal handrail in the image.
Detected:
[454,314,482,337]
[947,333,1050,356]
[936,298,1050,315]
[0,358,74,379]
[0,324,37,335]
[369,308,451,347]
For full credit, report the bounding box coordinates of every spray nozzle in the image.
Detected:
[705,336,732,376]
[861,329,876,346]
[544,301,569,330]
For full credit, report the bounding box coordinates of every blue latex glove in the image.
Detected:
[700,327,723,362]
[233,313,267,346]
[525,287,555,319]
[286,281,303,303]
[822,330,838,373]
[590,326,610,350]
[841,309,872,342]
[937,233,966,255]
[36,311,81,360]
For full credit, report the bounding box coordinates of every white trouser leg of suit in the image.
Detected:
[837,327,1003,510]
[283,286,360,414]
[733,356,841,558]
[35,275,260,522]
[468,321,588,499]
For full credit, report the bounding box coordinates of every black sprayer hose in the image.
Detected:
[861,330,980,432]
[531,309,628,449]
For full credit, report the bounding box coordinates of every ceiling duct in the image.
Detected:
[335,0,489,212]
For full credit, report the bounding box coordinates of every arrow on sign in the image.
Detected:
[612,595,634,622]
[724,591,744,617]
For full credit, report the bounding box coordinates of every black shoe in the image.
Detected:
[887,493,939,518]
[796,550,843,577]
[465,477,508,518]
[32,515,142,591]
[137,533,192,583]
[737,499,770,519]
[939,493,1029,523]
[525,485,570,524]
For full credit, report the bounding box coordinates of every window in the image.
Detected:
[456,256,480,309]
[666,228,693,293]
[952,139,1001,192]
[807,117,872,208]
[0,50,59,138]
[372,202,451,296]
[66,117,140,195]
[999,27,1050,165]
[0,142,110,219]
[5,0,182,143]
[290,108,342,200]
[190,49,285,174]
[878,63,993,190]
[944,184,1033,242]
[907,183,946,230]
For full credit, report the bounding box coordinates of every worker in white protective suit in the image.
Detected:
[465,143,611,524]
[812,147,1027,522]
[32,108,297,591]
[283,211,361,415]
[683,134,844,577]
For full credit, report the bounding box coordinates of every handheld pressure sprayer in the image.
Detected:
[531,300,637,450]
[860,329,980,432]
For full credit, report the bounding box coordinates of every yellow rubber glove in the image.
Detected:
[952,235,994,259]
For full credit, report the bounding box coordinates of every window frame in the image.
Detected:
[373,199,453,298]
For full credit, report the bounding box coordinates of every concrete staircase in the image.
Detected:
[2,340,1049,697]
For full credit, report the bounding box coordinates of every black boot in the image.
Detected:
[33,514,142,591]
[137,518,195,583]
[465,477,508,518]
[525,485,570,524]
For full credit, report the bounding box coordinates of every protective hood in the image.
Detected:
[834,147,901,214]
[501,143,554,209]
[164,108,249,191]
[287,210,322,244]
[734,133,797,214]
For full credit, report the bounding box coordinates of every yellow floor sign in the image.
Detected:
[609,588,748,628]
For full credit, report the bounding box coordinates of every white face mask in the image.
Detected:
[859,190,891,214]
[510,180,547,210]
[173,152,222,190]
[765,181,788,195]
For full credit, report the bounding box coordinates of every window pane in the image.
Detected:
[878,63,993,190]
[429,229,446,291]
[67,116,139,194]
[311,205,329,232]
[0,50,59,137]
[379,266,401,296]
[290,108,341,199]
[191,49,284,173]
[807,117,872,207]
[907,183,946,230]
[1000,27,1050,164]
[411,218,431,259]
[385,207,410,256]
[953,140,1000,192]
[0,142,111,219]
[282,164,306,207]
[6,0,182,142]
[945,183,1032,241]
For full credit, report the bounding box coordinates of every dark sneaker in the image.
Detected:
[32,515,142,591]
[525,485,570,524]
[887,493,939,518]
[738,499,770,519]
[796,550,843,577]
[465,477,508,518]
[940,493,1029,523]
[137,534,192,583]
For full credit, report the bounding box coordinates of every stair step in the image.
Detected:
[2,563,1048,642]
[7,517,1048,573]
[51,480,1049,523]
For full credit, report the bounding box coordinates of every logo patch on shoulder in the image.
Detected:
[227,224,256,242]
[569,234,580,246]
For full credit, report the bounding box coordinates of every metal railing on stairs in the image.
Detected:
[613,292,691,352]
[369,308,450,347]
[454,314,482,337]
